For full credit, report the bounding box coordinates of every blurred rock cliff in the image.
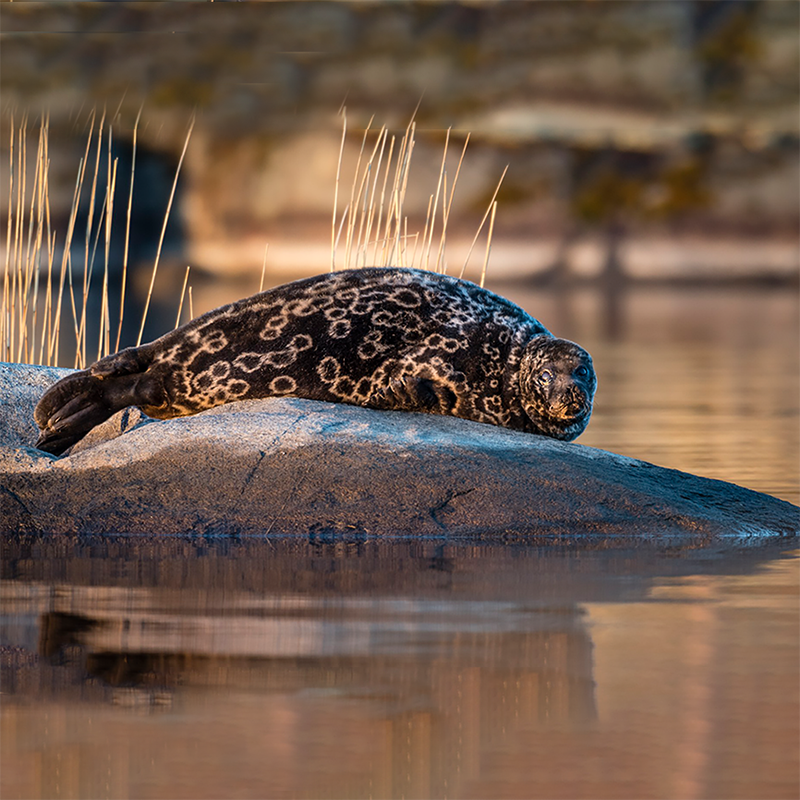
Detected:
[2,0,798,288]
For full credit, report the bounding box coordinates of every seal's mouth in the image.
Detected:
[550,396,591,422]
[550,409,589,427]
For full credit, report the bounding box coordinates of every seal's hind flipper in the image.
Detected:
[34,370,116,455]
[34,347,166,455]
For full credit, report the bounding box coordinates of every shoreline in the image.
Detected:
[186,231,800,285]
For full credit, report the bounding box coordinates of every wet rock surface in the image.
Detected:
[1,363,797,542]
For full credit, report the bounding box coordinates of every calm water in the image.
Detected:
[2,284,799,799]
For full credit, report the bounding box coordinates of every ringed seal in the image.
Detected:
[34,267,597,455]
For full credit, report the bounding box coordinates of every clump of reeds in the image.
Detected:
[1,108,193,368]
[3,107,503,369]
[331,110,506,287]
[2,112,57,366]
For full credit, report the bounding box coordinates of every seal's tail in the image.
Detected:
[34,347,160,455]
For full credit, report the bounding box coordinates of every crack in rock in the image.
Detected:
[429,488,477,530]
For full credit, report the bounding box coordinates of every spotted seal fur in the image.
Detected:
[34,267,597,455]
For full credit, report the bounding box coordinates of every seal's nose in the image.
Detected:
[564,386,587,416]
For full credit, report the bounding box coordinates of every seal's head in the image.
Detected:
[518,336,596,441]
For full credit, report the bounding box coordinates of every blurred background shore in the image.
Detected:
[1,0,797,326]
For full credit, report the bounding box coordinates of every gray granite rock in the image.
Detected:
[0,363,74,450]
[1,362,797,542]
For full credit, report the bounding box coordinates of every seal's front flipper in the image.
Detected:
[370,375,457,414]
[417,376,457,413]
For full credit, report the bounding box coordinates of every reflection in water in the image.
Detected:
[0,540,608,798]
[1,538,798,799]
[584,560,800,800]
[20,593,596,798]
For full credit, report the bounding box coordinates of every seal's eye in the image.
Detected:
[539,369,553,385]
[575,365,589,378]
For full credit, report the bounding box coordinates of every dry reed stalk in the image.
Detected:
[2,115,53,364]
[333,203,350,258]
[15,118,28,357]
[19,120,37,361]
[115,104,142,352]
[402,216,411,268]
[409,230,421,268]
[342,116,374,272]
[98,137,118,361]
[38,230,56,365]
[346,124,387,270]
[53,155,86,365]
[393,128,417,266]
[2,117,14,361]
[376,127,409,267]
[459,164,508,280]
[436,133,470,274]
[136,113,195,347]
[75,110,107,368]
[438,172,447,270]
[175,265,191,328]
[331,110,347,272]
[24,119,49,362]
[4,115,20,361]
[419,194,434,270]
[369,133,395,267]
[39,115,54,364]
[422,127,450,270]
[11,116,26,361]
[480,201,498,288]
[60,111,95,368]
[352,126,387,268]
[1,115,59,365]
[381,119,415,267]
[259,243,269,293]
[358,127,389,268]
[330,115,501,279]
[33,127,52,357]
[3,104,192,369]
